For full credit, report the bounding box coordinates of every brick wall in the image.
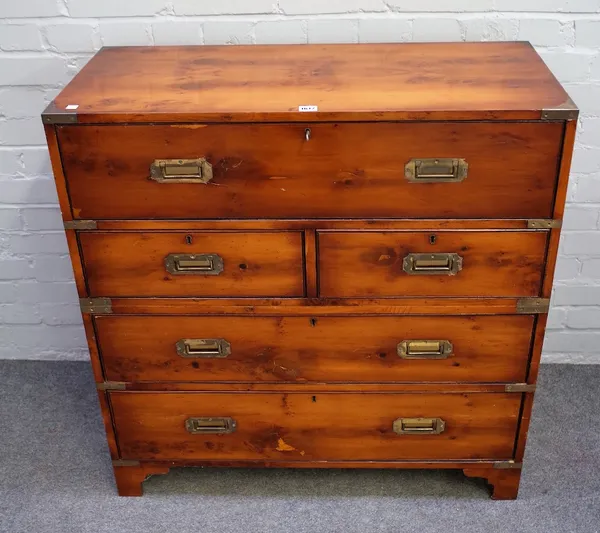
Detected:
[1,1,599,362]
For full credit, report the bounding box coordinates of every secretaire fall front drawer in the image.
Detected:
[57,122,563,220]
[79,231,304,297]
[318,230,547,298]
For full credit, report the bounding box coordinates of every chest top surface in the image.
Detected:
[44,41,574,124]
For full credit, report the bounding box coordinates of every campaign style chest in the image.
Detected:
[43,42,577,499]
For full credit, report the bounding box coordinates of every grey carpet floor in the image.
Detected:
[0,361,599,533]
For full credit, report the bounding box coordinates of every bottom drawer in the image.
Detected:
[110,392,521,461]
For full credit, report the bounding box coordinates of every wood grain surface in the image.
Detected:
[79,231,304,297]
[84,297,541,316]
[103,382,524,393]
[41,41,579,499]
[113,464,170,497]
[318,230,548,298]
[58,122,562,220]
[46,43,572,123]
[111,460,521,497]
[96,314,534,383]
[463,467,522,500]
[91,220,548,231]
[110,391,521,461]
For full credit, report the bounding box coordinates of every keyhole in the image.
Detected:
[185,234,193,245]
[310,318,317,327]
[429,234,437,245]
[312,395,317,403]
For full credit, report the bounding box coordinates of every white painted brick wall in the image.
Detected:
[1,2,600,363]
[152,21,203,45]
[413,18,463,41]
[307,19,358,44]
[204,21,255,45]
[0,24,44,51]
[255,20,306,44]
[98,22,152,46]
[45,23,99,53]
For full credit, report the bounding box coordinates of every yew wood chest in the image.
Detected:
[42,42,577,499]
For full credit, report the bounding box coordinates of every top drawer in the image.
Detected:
[57,122,562,220]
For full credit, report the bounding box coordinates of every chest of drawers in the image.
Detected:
[42,42,577,499]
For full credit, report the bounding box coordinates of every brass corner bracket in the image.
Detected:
[64,220,97,230]
[527,219,562,230]
[80,297,113,314]
[42,102,79,125]
[97,381,127,391]
[516,298,550,314]
[505,383,537,393]
[42,112,78,125]
[493,461,523,470]
[541,97,579,121]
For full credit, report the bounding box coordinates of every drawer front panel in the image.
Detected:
[80,231,304,297]
[318,231,547,298]
[97,315,534,383]
[110,392,521,461]
[58,122,562,220]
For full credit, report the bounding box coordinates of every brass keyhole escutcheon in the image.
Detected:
[429,234,436,245]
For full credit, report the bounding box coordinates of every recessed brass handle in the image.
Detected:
[185,417,236,434]
[397,340,453,359]
[403,253,462,275]
[405,158,468,183]
[150,158,213,184]
[164,253,224,275]
[393,417,446,435]
[176,338,231,358]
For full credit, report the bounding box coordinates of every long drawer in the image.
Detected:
[110,391,521,461]
[79,231,304,297]
[318,230,547,298]
[97,315,534,383]
[57,122,562,220]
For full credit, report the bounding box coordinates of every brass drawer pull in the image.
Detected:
[393,417,446,435]
[403,253,462,275]
[150,158,213,184]
[176,338,231,358]
[405,158,468,183]
[185,417,236,434]
[397,340,453,359]
[164,253,224,275]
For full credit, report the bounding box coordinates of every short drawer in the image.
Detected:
[79,231,304,297]
[97,315,534,383]
[58,122,562,220]
[110,391,521,461]
[318,231,547,298]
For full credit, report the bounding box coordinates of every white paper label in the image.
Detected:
[298,105,318,112]
[65,104,79,110]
